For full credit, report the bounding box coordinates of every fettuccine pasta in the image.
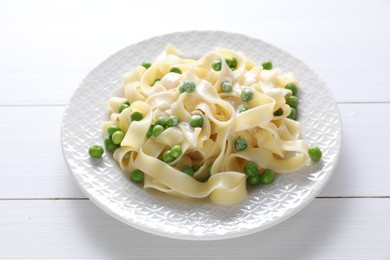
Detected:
[102,45,310,205]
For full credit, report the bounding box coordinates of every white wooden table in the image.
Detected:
[1,0,389,258]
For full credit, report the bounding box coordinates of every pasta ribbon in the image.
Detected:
[104,45,309,205]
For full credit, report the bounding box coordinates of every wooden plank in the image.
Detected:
[0,106,84,198]
[0,199,389,259]
[0,0,389,105]
[0,103,389,198]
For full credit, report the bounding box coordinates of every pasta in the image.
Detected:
[102,45,310,205]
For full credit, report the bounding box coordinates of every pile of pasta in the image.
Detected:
[103,45,309,205]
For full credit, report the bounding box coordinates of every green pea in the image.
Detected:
[221,82,233,92]
[152,78,161,86]
[170,145,182,158]
[183,80,196,93]
[123,101,131,106]
[88,145,104,158]
[166,116,179,127]
[308,146,322,161]
[208,163,213,175]
[142,62,152,69]
[111,131,124,145]
[225,57,237,69]
[189,115,203,128]
[225,58,233,67]
[239,107,248,113]
[287,107,297,120]
[179,85,185,93]
[247,175,261,186]
[285,83,298,96]
[234,137,248,151]
[179,80,196,93]
[261,169,275,184]
[170,67,182,74]
[286,96,299,108]
[244,161,259,177]
[192,165,200,172]
[131,111,143,121]
[231,58,237,69]
[155,117,167,127]
[107,125,121,136]
[162,150,175,163]
[212,59,222,71]
[262,60,272,70]
[130,170,144,183]
[241,88,254,102]
[104,137,119,152]
[181,166,194,177]
[152,125,164,137]
[273,108,283,116]
[118,103,129,113]
[146,125,154,137]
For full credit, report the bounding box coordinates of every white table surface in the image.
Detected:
[1,0,389,259]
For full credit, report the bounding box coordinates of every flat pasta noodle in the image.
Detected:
[104,44,310,205]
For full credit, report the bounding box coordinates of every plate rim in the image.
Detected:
[61,30,342,240]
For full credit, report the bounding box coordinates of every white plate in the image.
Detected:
[61,31,342,240]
